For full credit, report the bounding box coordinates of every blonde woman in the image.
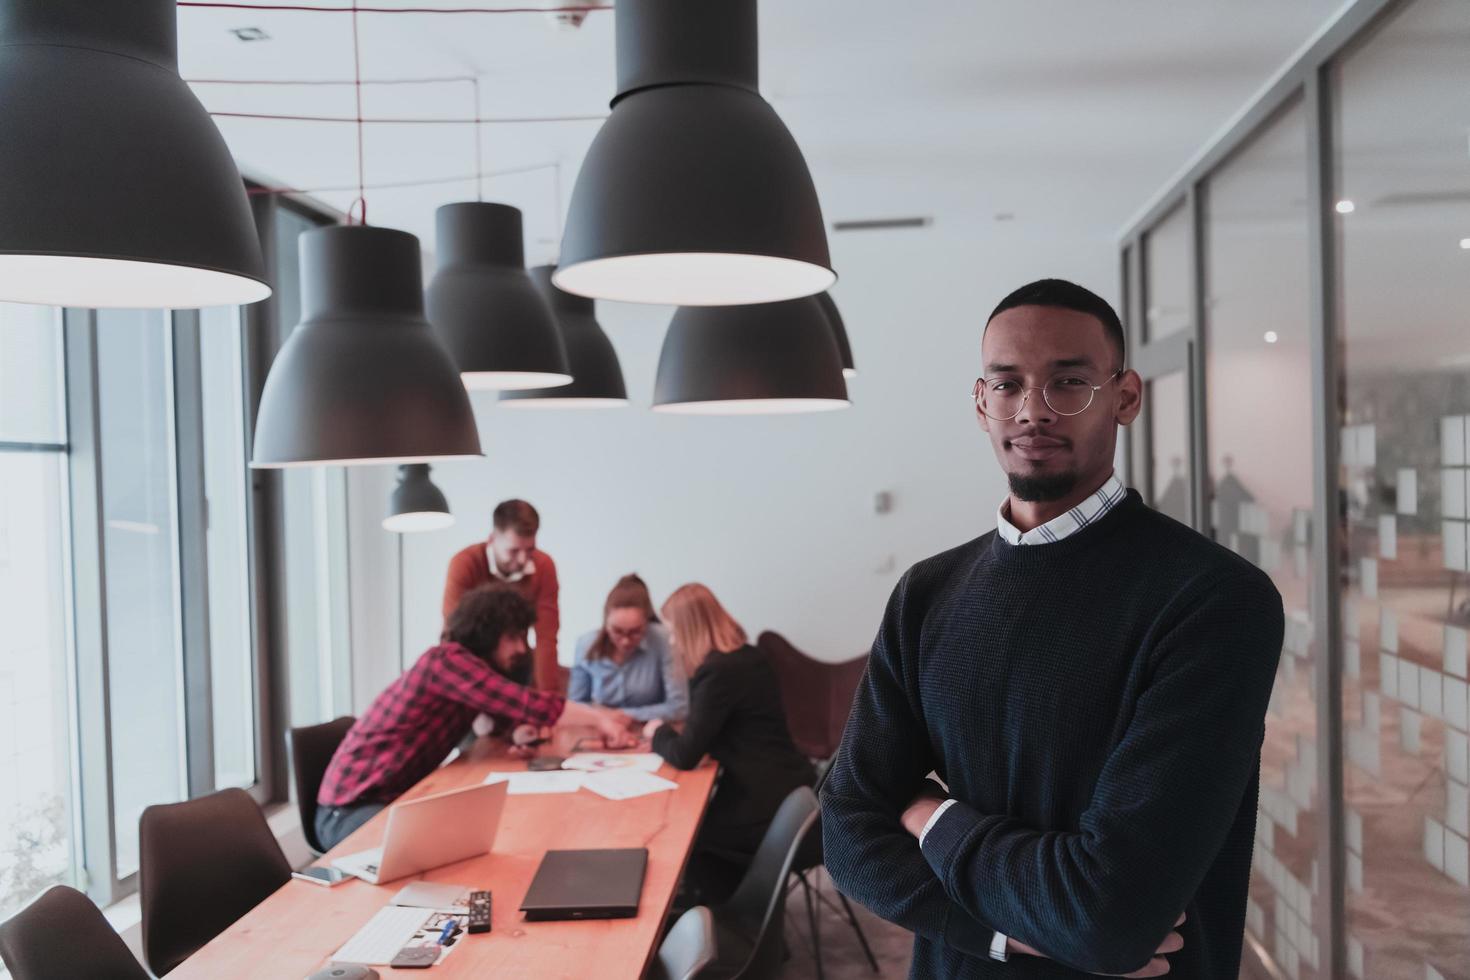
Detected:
[644,584,814,904]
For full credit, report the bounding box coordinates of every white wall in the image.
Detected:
[347,223,1118,705]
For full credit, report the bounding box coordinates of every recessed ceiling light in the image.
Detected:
[1264,331,1279,344]
[1459,237,1470,250]
[230,27,270,42]
[1335,200,1355,214]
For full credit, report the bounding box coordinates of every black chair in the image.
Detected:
[651,905,717,980]
[289,714,355,855]
[139,787,292,975]
[0,885,149,980]
[788,758,879,979]
[702,786,819,980]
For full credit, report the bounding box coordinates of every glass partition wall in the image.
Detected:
[1120,0,1470,975]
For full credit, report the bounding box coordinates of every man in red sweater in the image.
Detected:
[443,499,563,692]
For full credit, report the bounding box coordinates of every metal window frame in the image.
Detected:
[1118,1,1406,976]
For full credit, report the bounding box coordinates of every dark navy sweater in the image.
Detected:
[822,491,1283,978]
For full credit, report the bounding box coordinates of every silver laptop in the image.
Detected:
[332,781,508,885]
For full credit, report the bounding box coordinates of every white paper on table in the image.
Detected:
[481,770,585,794]
[561,752,664,773]
[582,769,679,801]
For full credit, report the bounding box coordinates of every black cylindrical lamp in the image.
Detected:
[0,0,269,308]
[383,464,454,533]
[554,0,834,307]
[427,203,572,391]
[251,225,483,467]
[815,292,857,378]
[500,266,629,409]
[652,297,849,415]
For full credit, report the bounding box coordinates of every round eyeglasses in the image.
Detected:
[972,370,1122,421]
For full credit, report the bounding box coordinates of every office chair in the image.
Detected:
[289,714,356,855]
[651,905,717,980]
[0,885,150,980]
[139,787,292,975]
[702,786,818,980]
[759,632,879,977]
[757,631,867,761]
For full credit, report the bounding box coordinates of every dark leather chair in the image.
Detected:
[757,635,878,975]
[289,714,355,855]
[757,631,868,760]
[0,885,149,980]
[139,787,292,975]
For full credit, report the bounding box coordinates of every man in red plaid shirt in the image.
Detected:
[316,584,634,850]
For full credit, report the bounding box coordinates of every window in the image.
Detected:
[200,307,257,790]
[0,304,73,921]
[96,310,186,878]
[1143,370,1191,525]
[1202,99,1321,977]
[1333,1,1470,975]
[1142,202,1192,342]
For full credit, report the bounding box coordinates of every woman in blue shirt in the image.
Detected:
[569,574,688,722]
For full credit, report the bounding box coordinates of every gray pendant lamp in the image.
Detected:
[426,203,572,391]
[652,296,849,415]
[251,225,482,467]
[383,464,454,533]
[815,292,857,378]
[554,0,834,307]
[500,266,629,409]
[0,0,269,308]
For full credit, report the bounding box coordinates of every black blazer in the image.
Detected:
[652,644,814,856]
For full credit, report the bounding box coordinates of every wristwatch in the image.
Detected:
[990,931,1010,962]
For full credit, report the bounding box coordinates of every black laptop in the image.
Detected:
[519,848,648,921]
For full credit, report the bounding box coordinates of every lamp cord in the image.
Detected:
[348,2,367,225]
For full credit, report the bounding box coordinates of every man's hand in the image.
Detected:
[1008,912,1187,977]
[508,724,549,759]
[900,781,948,839]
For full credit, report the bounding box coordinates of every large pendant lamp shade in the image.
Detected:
[554,0,834,307]
[814,292,857,378]
[500,266,629,409]
[652,297,849,415]
[251,226,482,468]
[383,464,455,533]
[426,203,572,391]
[0,0,269,308]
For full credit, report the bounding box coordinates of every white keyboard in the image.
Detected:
[332,905,437,965]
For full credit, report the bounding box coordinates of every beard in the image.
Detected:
[1008,469,1080,502]
[506,656,533,687]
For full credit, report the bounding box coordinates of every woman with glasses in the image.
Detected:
[568,574,688,722]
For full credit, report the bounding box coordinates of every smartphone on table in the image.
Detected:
[292,866,352,887]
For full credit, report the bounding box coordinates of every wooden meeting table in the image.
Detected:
[171,729,717,979]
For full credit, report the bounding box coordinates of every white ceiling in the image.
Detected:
[177,0,1347,265]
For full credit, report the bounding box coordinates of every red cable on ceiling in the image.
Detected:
[178,3,610,13]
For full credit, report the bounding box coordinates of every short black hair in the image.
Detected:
[986,278,1126,367]
[443,584,536,662]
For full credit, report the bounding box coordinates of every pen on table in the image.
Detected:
[437,920,457,945]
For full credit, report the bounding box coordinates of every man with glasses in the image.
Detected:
[823,279,1284,979]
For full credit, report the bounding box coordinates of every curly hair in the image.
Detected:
[443,584,536,661]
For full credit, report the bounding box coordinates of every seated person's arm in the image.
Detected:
[909,572,1284,976]
[820,573,999,961]
[422,645,627,742]
[567,635,593,704]
[647,665,731,769]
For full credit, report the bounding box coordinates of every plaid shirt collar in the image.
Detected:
[996,471,1125,546]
